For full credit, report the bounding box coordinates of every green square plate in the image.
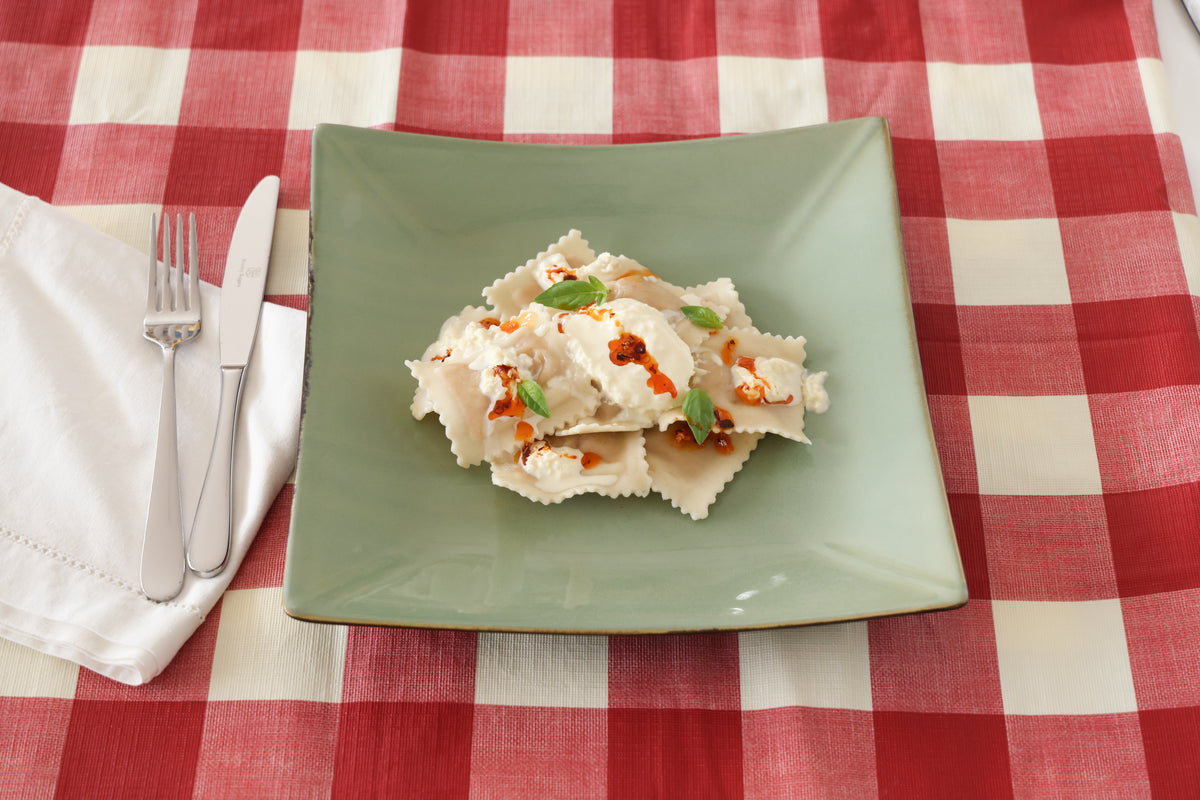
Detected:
[282,119,967,632]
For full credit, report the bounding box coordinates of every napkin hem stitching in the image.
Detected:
[0,197,30,260]
[0,524,205,619]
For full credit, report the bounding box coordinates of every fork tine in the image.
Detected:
[187,213,198,311]
[148,213,159,311]
[163,213,173,311]
[174,213,185,312]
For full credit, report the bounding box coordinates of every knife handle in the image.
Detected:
[188,365,245,578]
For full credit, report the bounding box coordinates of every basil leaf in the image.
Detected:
[680,305,722,329]
[533,275,609,310]
[517,379,551,418]
[681,388,715,444]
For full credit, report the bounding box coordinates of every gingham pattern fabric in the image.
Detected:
[3,0,1200,797]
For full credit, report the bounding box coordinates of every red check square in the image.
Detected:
[902,217,954,305]
[178,49,296,129]
[1006,714,1150,798]
[195,700,338,797]
[891,137,945,218]
[403,0,509,56]
[470,706,606,797]
[0,698,71,797]
[608,634,741,710]
[613,58,719,141]
[192,0,304,50]
[55,124,176,205]
[1023,0,1136,65]
[0,0,90,45]
[1061,212,1189,303]
[1139,706,1200,798]
[742,708,877,798]
[920,0,1029,63]
[86,0,198,47]
[1034,62,1154,139]
[341,627,477,703]
[614,0,717,60]
[608,708,743,800]
[55,700,208,798]
[508,0,612,56]
[818,0,924,62]
[0,122,67,201]
[1089,386,1200,494]
[947,493,993,598]
[714,0,821,58]
[397,51,506,138]
[869,603,1004,714]
[1123,589,1200,708]
[958,305,1087,397]
[297,0,405,50]
[873,711,1012,800]
[1074,295,1200,394]
[982,495,1117,601]
[926,395,978,494]
[825,60,934,140]
[0,43,81,124]
[333,701,473,798]
[911,303,967,396]
[1106,482,1200,597]
[937,140,1056,220]
[164,126,287,208]
[1046,135,1170,217]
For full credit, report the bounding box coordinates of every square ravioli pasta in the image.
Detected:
[405,230,829,519]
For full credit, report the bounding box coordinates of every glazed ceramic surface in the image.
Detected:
[282,119,967,632]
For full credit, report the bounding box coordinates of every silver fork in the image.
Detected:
[140,213,201,602]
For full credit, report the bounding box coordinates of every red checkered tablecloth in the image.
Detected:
[3,0,1200,797]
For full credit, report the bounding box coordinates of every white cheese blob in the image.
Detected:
[731,356,801,405]
[802,370,830,413]
[559,298,693,414]
[520,441,617,493]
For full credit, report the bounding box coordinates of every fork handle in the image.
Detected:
[188,365,245,577]
[140,346,186,602]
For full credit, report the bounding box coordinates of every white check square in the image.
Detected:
[265,208,310,297]
[948,218,1071,305]
[927,62,1042,141]
[1174,211,1200,296]
[717,56,827,134]
[739,623,872,711]
[969,395,1103,496]
[503,56,613,135]
[70,46,190,126]
[475,632,607,708]
[288,49,402,130]
[0,637,78,698]
[1137,58,1176,135]
[208,587,347,702]
[993,599,1137,714]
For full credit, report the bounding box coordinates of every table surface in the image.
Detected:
[3,1,1200,798]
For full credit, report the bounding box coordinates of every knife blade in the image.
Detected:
[187,175,279,577]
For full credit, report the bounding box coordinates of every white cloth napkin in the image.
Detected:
[0,182,305,685]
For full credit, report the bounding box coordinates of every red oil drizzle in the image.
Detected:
[514,420,535,441]
[580,452,602,469]
[608,332,677,397]
[666,421,733,455]
[720,337,738,366]
[480,317,500,328]
[487,365,526,420]
[431,349,452,362]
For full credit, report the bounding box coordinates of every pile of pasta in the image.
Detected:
[405,230,829,519]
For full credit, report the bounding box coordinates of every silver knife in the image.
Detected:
[187,175,279,577]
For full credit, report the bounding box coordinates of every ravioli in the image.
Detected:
[406,230,830,518]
